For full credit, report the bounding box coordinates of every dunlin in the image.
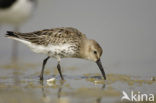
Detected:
[5,27,106,80]
[0,0,37,61]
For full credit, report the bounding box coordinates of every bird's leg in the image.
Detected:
[11,26,19,63]
[40,56,50,80]
[57,61,64,80]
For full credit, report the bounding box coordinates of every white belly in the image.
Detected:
[10,37,76,58]
[30,43,76,58]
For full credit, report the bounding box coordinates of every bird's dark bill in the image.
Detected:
[96,59,106,80]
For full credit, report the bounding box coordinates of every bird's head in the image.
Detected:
[80,39,106,80]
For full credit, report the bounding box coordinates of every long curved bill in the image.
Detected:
[96,59,106,80]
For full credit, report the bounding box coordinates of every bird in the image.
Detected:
[0,0,37,61]
[5,27,106,80]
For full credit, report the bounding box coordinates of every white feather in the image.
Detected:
[9,37,75,58]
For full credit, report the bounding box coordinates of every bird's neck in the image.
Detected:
[79,39,90,59]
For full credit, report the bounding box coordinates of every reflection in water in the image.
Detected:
[40,81,46,98]
[57,81,64,99]
[95,84,106,103]
[40,80,65,103]
[39,75,107,103]
[40,78,107,103]
[13,63,20,86]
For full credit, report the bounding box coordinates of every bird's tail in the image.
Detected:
[5,31,19,38]
[5,31,31,46]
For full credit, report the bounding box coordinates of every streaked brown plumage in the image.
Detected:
[6,27,106,81]
[11,27,86,46]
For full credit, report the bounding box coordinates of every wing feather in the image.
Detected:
[14,27,86,46]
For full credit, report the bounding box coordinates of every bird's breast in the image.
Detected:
[29,43,79,58]
[48,44,79,58]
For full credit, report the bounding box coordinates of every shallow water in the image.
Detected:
[0,62,155,103]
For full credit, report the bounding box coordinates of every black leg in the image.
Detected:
[40,56,50,80]
[57,62,64,80]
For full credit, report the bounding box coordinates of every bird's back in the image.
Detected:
[8,27,86,46]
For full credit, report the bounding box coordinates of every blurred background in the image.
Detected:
[0,0,156,103]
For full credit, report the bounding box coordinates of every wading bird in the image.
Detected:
[6,27,106,80]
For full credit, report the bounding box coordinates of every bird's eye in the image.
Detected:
[94,51,97,54]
